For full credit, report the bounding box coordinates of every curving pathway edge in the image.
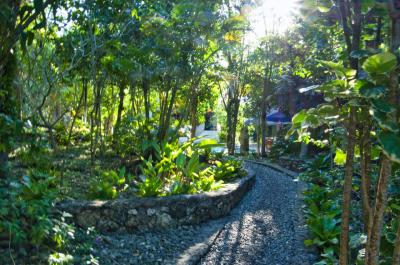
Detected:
[92,161,317,265]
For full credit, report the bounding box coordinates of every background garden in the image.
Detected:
[2,0,400,264]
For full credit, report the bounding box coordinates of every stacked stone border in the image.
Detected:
[56,169,255,232]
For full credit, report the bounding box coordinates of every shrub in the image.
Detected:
[0,170,57,246]
[213,157,246,181]
[137,159,164,197]
[134,138,237,197]
[87,168,129,200]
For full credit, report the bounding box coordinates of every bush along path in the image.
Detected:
[91,161,316,265]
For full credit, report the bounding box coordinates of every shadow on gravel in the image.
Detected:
[92,221,224,265]
[91,163,316,265]
[199,163,317,265]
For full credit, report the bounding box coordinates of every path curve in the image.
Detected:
[199,161,316,265]
[92,162,316,265]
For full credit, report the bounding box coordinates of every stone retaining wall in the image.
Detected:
[56,170,255,232]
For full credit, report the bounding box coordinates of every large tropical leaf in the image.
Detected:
[359,85,386,98]
[378,131,400,163]
[362,52,397,74]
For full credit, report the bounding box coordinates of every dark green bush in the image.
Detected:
[87,168,129,200]
[0,170,56,245]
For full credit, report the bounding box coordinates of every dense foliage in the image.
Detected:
[2,0,400,264]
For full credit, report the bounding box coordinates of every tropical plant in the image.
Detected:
[87,168,129,200]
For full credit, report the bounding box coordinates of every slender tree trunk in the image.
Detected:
[257,116,261,155]
[0,51,18,178]
[66,83,86,147]
[360,122,373,235]
[337,1,361,263]
[114,83,125,140]
[260,107,267,156]
[83,79,88,124]
[142,77,150,123]
[366,5,400,263]
[130,84,136,115]
[158,85,177,141]
[226,97,239,155]
[261,65,271,157]
[339,107,357,265]
[190,93,198,138]
[367,158,392,265]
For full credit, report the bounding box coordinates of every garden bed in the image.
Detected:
[56,169,255,232]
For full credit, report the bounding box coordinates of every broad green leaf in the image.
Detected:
[361,0,375,13]
[176,153,186,169]
[371,110,399,133]
[350,50,370,59]
[304,114,319,127]
[317,6,330,13]
[371,99,396,113]
[317,104,336,116]
[359,85,386,98]
[378,131,400,163]
[319,61,355,79]
[371,146,381,160]
[362,52,397,74]
[352,79,370,90]
[318,80,347,95]
[334,149,346,166]
[292,110,307,124]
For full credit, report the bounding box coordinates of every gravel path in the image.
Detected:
[93,162,316,265]
[199,162,316,265]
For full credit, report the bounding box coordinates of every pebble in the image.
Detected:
[200,162,317,265]
[93,162,317,265]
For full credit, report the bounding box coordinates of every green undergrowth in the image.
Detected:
[301,155,400,265]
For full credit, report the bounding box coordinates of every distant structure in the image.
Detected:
[195,111,220,142]
[275,75,323,116]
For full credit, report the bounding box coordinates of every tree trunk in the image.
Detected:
[158,85,178,141]
[226,98,239,155]
[114,83,125,139]
[261,66,270,157]
[0,51,18,178]
[366,6,400,263]
[336,1,361,263]
[366,157,392,265]
[142,77,150,123]
[83,79,88,124]
[339,106,357,265]
[190,91,198,138]
[260,107,267,156]
[360,122,373,236]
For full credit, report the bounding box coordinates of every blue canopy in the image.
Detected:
[266,111,291,123]
[244,111,291,126]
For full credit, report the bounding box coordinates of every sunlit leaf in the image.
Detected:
[362,52,397,74]
[334,149,346,166]
[378,131,400,163]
